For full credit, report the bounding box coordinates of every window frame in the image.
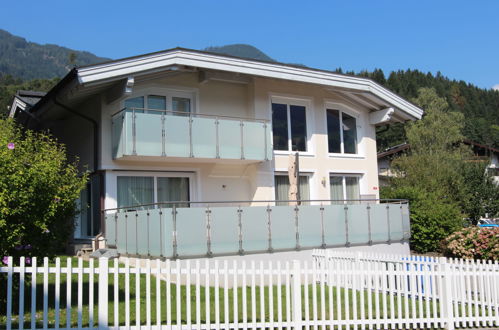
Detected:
[115,171,196,209]
[271,96,313,155]
[324,101,363,158]
[328,173,363,202]
[121,87,197,115]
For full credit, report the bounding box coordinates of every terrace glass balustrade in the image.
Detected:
[112,108,273,161]
[104,199,411,259]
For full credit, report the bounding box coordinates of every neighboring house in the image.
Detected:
[10,48,423,258]
[378,140,499,186]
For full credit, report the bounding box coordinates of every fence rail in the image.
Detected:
[1,252,498,330]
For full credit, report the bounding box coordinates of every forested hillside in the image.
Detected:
[0,29,109,80]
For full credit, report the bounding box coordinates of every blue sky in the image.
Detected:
[2,1,499,89]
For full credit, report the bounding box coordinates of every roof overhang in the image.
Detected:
[33,48,424,121]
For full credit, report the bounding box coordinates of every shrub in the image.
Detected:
[443,226,499,260]
[0,119,87,260]
[381,185,463,253]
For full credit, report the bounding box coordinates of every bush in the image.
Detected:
[381,185,463,253]
[0,119,87,260]
[443,226,499,260]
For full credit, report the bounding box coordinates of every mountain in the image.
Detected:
[204,44,275,62]
[0,29,110,80]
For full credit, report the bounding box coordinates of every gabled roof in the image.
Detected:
[9,90,46,118]
[29,47,424,121]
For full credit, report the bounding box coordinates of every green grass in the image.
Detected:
[3,257,491,329]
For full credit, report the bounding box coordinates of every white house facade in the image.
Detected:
[11,48,423,258]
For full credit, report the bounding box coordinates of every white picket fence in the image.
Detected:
[1,252,498,330]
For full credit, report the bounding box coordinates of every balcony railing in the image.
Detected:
[112,108,272,161]
[103,199,410,259]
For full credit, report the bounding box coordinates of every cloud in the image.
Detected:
[493,84,499,91]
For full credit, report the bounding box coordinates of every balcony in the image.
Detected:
[112,108,272,162]
[104,199,410,259]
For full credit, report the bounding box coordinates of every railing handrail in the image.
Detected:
[103,198,409,212]
[112,107,270,124]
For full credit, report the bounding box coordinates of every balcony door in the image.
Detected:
[116,173,193,210]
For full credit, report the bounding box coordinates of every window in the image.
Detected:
[117,175,190,210]
[329,174,360,203]
[274,174,310,205]
[272,102,307,151]
[327,109,358,154]
[124,92,192,115]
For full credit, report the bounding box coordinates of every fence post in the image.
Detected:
[439,257,455,330]
[98,257,109,329]
[291,260,302,329]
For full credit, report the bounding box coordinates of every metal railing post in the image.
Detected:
[172,205,178,259]
[189,114,194,157]
[114,213,118,248]
[367,204,372,245]
[267,205,273,252]
[146,211,150,256]
[215,117,220,158]
[161,114,166,156]
[295,206,300,250]
[125,213,128,255]
[320,203,326,248]
[132,108,137,155]
[344,205,350,247]
[206,206,212,257]
[386,204,392,244]
[135,211,139,255]
[238,207,244,255]
[159,209,164,258]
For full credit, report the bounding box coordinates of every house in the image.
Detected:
[377,140,499,186]
[10,48,423,258]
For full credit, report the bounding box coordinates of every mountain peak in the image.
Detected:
[204,44,275,62]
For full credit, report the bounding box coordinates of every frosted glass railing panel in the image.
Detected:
[269,205,296,250]
[210,207,239,254]
[322,205,347,245]
[165,115,190,157]
[160,209,174,258]
[243,122,267,160]
[105,214,116,246]
[387,204,404,241]
[111,114,124,158]
[147,210,163,257]
[218,119,242,159]
[347,205,370,244]
[370,205,389,242]
[176,208,206,256]
[124,213,137,255]
[135,113,163,156]
[115,212,128,254]
[240,206,268,252]
[297,205,323,248]
[401,204,411,239]
[134,211,149,255]
[192,117,217,158]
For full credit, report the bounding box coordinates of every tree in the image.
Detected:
[382,87,467,252]
[460,162,499,225]
[0,119,87,260]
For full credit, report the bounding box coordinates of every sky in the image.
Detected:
[1,1,499,90]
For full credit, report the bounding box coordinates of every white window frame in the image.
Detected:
[114,171,196,208]
[324,101,363,158]
[329,172,364,202]
[271,95,314,156]
[122,86,197,114]
[273,170,316,202]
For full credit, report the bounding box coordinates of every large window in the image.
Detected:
[117,175,190,210]
[329,174,360,202]
[274,174,310,205]
[272,102,307,152]
[124,92,192,115]
[327,109,358,154]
